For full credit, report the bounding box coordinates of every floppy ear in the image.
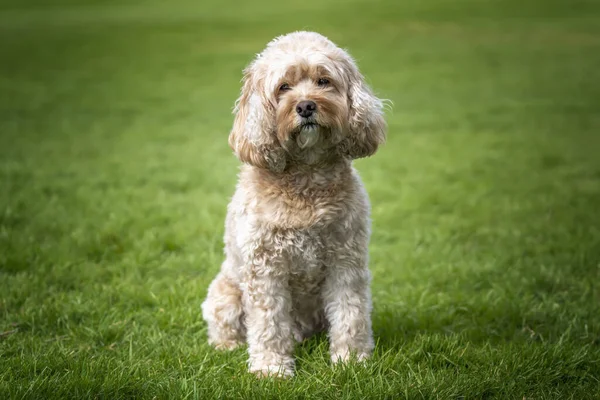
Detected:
[228,67,286,172]
[342,66,387,159]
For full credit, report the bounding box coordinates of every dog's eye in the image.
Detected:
[317,78,330,87]
[279,83,291,92]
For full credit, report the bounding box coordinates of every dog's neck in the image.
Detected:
[284,140,341,167]
[244,158,353,199]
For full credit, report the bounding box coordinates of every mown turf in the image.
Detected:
[1,0,600,398]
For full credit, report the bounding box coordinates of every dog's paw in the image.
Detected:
[331,350,371,364]
[249,361,294,379]
[209,339,243,351]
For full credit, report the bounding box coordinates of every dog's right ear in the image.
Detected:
[228,66,286,172]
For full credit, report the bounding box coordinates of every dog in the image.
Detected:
[201,31,386,378]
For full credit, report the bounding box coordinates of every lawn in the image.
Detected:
[1,0,600,398]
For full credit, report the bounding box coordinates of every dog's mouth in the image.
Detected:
[300,121,319,129]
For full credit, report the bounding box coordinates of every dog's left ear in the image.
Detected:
[342,63,387,159]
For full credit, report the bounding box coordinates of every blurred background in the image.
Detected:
[1,0,599,398]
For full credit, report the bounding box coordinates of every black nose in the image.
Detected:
[296,100,316,118]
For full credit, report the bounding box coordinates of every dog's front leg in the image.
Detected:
[243,253,295,378]
[322,254,374,364]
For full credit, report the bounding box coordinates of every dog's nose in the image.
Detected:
[296,100,316,118]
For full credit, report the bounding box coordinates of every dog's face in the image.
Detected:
[274,62,350,157]
[229,31,386,171]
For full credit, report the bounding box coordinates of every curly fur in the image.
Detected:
[201,31,387,378]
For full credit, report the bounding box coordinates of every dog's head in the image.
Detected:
[229,31,386,171]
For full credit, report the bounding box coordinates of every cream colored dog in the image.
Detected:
[201,31,386,378]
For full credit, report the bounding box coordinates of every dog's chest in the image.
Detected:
[257,191,347,231]
[284,228,328,288]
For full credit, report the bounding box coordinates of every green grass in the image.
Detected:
[1,0,600,398]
